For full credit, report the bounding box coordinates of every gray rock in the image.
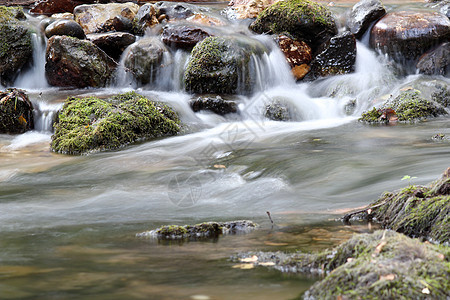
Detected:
[417,42,449,76]
[45,19,86,39]
[87,32,136,61]
[346,0,386,39]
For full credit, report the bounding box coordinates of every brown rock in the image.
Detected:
[0,88,34,134]
[417,42,449,76]
[161,25,211,50]
[45,19,86,39]
[87,32,136,61]
[370,11,450,63]
[30,0,86,15]
[185,13,225,26]
[292,64,310,80]
[276,35,312,68]
[227,0,281,20]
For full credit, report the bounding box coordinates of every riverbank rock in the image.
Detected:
[30,0,85,15]
[226,0,281,20]
[44,19,86,39]
[184,36,266,94]
[417,42,449,76]
[137,220,259,240]
[249,0,337,52]
[236,230,450,299]
[370,11,450,64]
[161,24,212,50]
[51,92,180,155]
[359,89,447,123]
[87,32,136,61]
[45,35,118,88]
[308,31,357,79]
[0,88,34,134]
[123,37,169,85]
[343,167,450,243]
[74,2,139,34]
[0,6,32,86]
[346,0,386,39]
[190,95,238,115]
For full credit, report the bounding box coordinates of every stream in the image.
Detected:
[0,1,449,299]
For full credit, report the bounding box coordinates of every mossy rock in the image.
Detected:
[0,88,34,134]
[237,230,450,299]
[184,36,266,95]
[51,92,181,155]
[137,220,259,240]
[249,0,337,51]
[0,6,32,86]
[359,89,447,123]
[344,168,450,244]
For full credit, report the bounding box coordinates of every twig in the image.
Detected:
[266,211,274,225]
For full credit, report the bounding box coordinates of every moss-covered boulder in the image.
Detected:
[236,230,450,299]
[45,35,118,88]
[0,6,32,86]
[184,36,266,94]
[0,88,34,134]
[249,0,337,51]
[359,89,447,123]
[344,168,450,244]
[137,220,259,240]
[51,92,181,154]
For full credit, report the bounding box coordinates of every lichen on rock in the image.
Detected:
[51,91,181,155]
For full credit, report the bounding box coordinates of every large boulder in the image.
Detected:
[0,6,32,86]
[45,35,118,88]
[0,88,34,134]
[51,92,181,155]
[249,0,338,51]
[416,42,449,76]
[308,31,357,79]
[226,0,281,20]
[44,19,86,39]
[123,38,169,85]
[74,2,139,34]
[346,0,386,39]
[184,36,266,94]
[161,24,212,50]
[87,32,136,61]
[370,11,450,63]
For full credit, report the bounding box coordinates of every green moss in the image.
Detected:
[51,92,181,155]
[0,6,24,23]
[359,107,383,123]
[156,225,188,237]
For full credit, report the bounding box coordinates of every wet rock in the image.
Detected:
[0,6,32,86]
[123,37,169,85]
[137,220,259,240]
[344,168,450,243]
[308,31,357,79]
[236,230,449,298]
[346,0,386,39]
[45,35,118,88]
[190,95,238,115]
[74,2,139,34]
[30,0,84,15]
[87,32,136,61]
[184,36,266,94]
[276,35,312,67]
[44,19,86,39]
[50,12,74,19]
[359,89,447,123]
[161,24,211,50]
[432,84,450,107]
[265,100,296,121]
[153,2,198,20]
[133,3,160,33]
[249,0,338,52]
[51,91,180,155]
[226,0,281,20]
[291,64,310,81]
[370,11,450,64]
[0,88,34,134]
[417,42,449,76]
[2,1,35,8]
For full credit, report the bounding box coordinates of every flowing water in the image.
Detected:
[0,1,449,299]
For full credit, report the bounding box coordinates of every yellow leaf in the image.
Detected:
[264,241,288,246]
[213,164,226,169]
[258,262,275,266]
[232,264,254,270]
[380,274,395,281]
[18,115,27,126]
[240,255,258,263]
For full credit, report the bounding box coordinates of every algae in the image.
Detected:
[51,92,180,155]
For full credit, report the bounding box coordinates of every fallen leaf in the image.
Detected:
[240,255,258,263]
[18,115,27,126]
[232,264,254,270]
[380,274,395,281]
[372,240,387,257]
[213,164,226,169]
[347,258,354,263]
[258,262,275,267]
[422,287,430,294]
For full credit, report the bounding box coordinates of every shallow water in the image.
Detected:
[0,1,449,299]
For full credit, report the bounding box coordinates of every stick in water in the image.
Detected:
[266,211,274,224]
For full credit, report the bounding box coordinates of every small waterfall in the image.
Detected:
[15,32,49,89]
[33,100,62,132]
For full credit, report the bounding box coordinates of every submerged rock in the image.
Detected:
[370,11,450,64]
[44,19,86,39]
[51,92,181,155]
[184,36,266,94]
[0,6,32,86]
[346,0,386,39]
[45,35,118,88]
[190,95,238,115]
[265,99,298,121]
[161,24,212,50]
[359,89,447,123]
[123,37,169,85]
[74,2,139,34]
[137,220,259,239]
[87,32,136,61]
[417,42,449,76]
[249,0,337,51]
[344,167,450,243]
[0,88,34,134]
[236,230,450,299]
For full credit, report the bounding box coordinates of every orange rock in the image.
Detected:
[292,64,311,80]
[277,35,312,67]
